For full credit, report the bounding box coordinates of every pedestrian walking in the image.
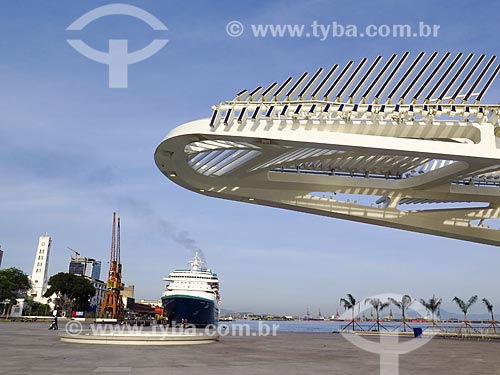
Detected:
[48,314,58,330]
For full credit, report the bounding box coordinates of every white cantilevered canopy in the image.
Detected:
[155,52,500,246]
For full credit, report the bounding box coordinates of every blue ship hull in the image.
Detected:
[162,295,218,327]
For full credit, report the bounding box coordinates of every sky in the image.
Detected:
[1,0,500,316]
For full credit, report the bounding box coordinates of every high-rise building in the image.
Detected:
[29,235,51,303]
[68,256,101,280]
[0,245,3,268]
[68,256,105,313]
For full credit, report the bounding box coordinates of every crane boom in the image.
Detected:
[67,247,80,257]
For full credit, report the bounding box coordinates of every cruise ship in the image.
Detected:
[161,253,220,327]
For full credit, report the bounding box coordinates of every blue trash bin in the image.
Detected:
[413,327,423,338]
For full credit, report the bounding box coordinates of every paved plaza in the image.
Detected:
[1,322,500,374]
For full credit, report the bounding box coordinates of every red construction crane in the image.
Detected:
[99,212,124,320]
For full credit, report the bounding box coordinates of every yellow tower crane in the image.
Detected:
[99,212,124,321]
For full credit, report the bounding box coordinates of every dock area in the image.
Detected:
[1,322,499,374]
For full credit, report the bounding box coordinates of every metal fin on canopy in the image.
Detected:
[336,58,367,102]
[361,54,396,103]
[299,68,324,99]
[438,53,473,101]
[475,63,500,103]
[285,72,308,100]
[323,61,353,100]
[424,52,458,102]
[273,77,293,101]
[349,56,382,103]
[387,52,425,103]
[412,52,450,103]
[374,52,410,103]
[311,65,338,99]
[217,52,500,127]
[462,56,496,102]
[450,54,485,102]
[400,51,438,103]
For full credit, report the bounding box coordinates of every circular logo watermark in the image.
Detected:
[65,320,83,336]
[339,293,437,375]
[226,21,244,37]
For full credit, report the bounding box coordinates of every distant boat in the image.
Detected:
[304,307,312,320]
[331,309,345,320]
[304,308,326,321]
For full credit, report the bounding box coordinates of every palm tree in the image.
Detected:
[420,295,442,326]
[388,295,412,332]
[365,298,390,332]
[452,295,478,327]
[482,298,497,332]
[339,294,357,331]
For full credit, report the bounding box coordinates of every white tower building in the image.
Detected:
[29,235,52,303]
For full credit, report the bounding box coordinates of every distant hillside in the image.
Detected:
[438,308,490,321]
[220,308,236,315]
